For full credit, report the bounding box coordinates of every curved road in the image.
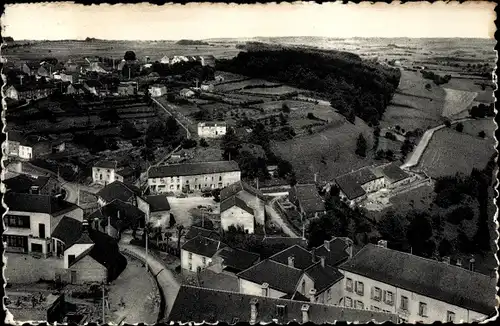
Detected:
[265,197,300,238]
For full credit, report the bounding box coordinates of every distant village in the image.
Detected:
[2,48,497,325]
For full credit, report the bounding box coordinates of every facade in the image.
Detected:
[220,181,267,229]
[181,235,227,273]
[149,84,167,97]
[197,122,227,138]
[148,161,241,194]
[5,84,55,102]
[160,56,170,64]
[117,82,136,96]
[92,160,121,185]
[5,130,23,157]
[18,136,52,160]
[179,88,195,98]
[60,72,79,84]
[335,166,386,207]
[338,243,497,323]
[220,196,255,233]
[3,193,83,257]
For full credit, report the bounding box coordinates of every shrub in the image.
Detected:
[444,120,451,128]
[478,130,486,138]
[307,112,316,120]
[385,132,397,141]
[199,138,209,147]
[455,122,464,132]
[181,138,197,149]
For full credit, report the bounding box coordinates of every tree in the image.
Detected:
[221,127,241,160]
[478,130,486,138]
[99,107,120,124]
[377,212,408,251]
[181,138,197,149]
[169,213,176,228]
[355,134,367,157]
[212,188,221,202]
[121,120,140,139]
[455,122,464,132]
[124,50,137,61]
[444,119,451,128]
[307,112,316,120]
[282,103,291,113]
[438,238,454,257]
[176,225,185,256]
[199,138,209,147]
[406,212,433,257]
[425,83,431,90]
[447,206,474,225]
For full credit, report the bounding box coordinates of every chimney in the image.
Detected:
[443,256,451,264]
[311,248,317,263]
[250,298,258,324]
[469,257,475,272]
[346,238,353,258]
[320,256,326,268]
[456,258,462,267]
[29,185,40,194]
[324,239,330,251]
[288,255,295,268]
[377,240,388,248]
[82,220,90,233]
[261,283,269,297]
[117,210,121,220]
[301,304,310,323]
[308,288,317,303]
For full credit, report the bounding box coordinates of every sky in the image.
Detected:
[1,1,496,40]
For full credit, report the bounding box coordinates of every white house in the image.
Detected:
[160,56,170,64]
[220,181,267,229]
[197,122,227,138]
[181,235,227,273]
[179,88,195,98]
[171,56,190,65]
[200,83,215,92]
[3,192,83,257]
[148,161,241,194]
[92,160,122,186]
[220,196,255,233]
[334,166,386,207]
[149,84,167,97]
[338,242,497,323]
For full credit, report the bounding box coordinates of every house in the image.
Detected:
[168,285,398,324]
[199,55,216,67]
[95,180,145,207]
[51,140,65,153]
[179,88,195,98]
[83,80,102,96]
[171,56,190,65]
[5,130,24,157]
[197,121,227,138]
[148,161,241,194]
[19,135,52,160]
[237,245,344,305]
[338,242,497,323]
[144,195,171,221]
[22,62,41,75]
[312,237,353,267]
[181,235,227,273]
[149,84,167,97]
[37,63,54,78]
[210,247,260,273]
[220,196,255,233]
[64,59,80,73]
[289,184,325,219]
[2,174,59,196]
[375,163,415,189]
[260,236,308,258]
[5,83,56,102]
[200,83,215,92]
[87,199,146,239]
[117,82,136,96]
[92,160,120,185]
[334,166,386,207]
[66,83,88,95]
[60,72,80,84]
[3,192,83,257]
[160,56,170,64]
[52,219,127,284]
[184,225,221,241]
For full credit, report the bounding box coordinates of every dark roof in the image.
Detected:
[285,291,310,302]
[314,237,352,267]
[220,196,254,215]
[269,245,315,271]
[84,79,102,88]
[292,184,325,214]
[4,192,80,216]
[382,163,410,183]
[145,195,171,212]
[216,247,260,272]
[237,259,303,294]
[335,167,381,200]
[304,262,344,293]
[169,285,398,324]
[96,181,141,203]
[339,244,497,315]
[51,217,84,247]
[220,181,266,202]
[2,174,51,194]
[23,61,40,69]
[7,130,24,142]
[261,236,308,248]
[182,235,227,258]
[94,160,118,169]
[185,226,220,241]
[149,161,240,178]
[88,199,145,231]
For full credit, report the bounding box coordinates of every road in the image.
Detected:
[119,235,180,320]
[265,197,300,237]
[61,182,101,204]
[151,97,192,139]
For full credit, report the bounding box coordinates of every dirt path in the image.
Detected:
[265,197,300,238]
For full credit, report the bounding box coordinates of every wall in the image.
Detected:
[339,270,488,323]
[69,255,107,284]
[181,249,212,272]
[92,167,117,185]
[221,206,254,233]
[149,171,241,194]
[238,278,287,298]
[137,196,151,218]
[296,273,315,297]
[19,145,33,160]
[6,86,19,100]
[198,125,227,138]
[237,192,265,225]
[362,177,386,193]
[64,243,94,268]
[6,140,20,156]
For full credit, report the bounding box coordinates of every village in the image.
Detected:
[2,32,497,325]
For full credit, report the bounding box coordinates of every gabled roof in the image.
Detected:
[291,184,325,214]
[314,237,352,267]
[261,236,308,248]
[339,244,497,316]
[94,160,118,169]
[7,130,24,142]
[145,195,170,212]
[215,247,260,272]
[335,166,381,200]
[220,196,254,215]
[184,225,220,241]
[381,163,410,183]
[96,180,141,203]
[88,199,145,231]
[168,285,398,324]
[51,217,84,247]
[281,291,310,302]
[149,161,240,178]
[2,174,52,194]
[181,235,226,258]
[220,181,266,202]
[237,259,303,294]
[4,192,80,216]
[269,245,315,271]
[304,262,344,293]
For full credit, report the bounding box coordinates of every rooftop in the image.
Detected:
[2,174,52,194]
[269,244,316,270]
[335,166,380,200]
[220,180,266,202]
[181,235,227,258]
[145,195,171,212]
[88,199,145,231]
[51,216,84,247]
[339,244,497,316]
[291,184,325,214]
[96,180,141,203]
[314,237,352,267]
[149,161,240,178]
[220,195,254,215]
[216,247,260,272]
[93,160,118,169]
[4,192,80,216]
[381,163,410,183]
[184,225,220,241]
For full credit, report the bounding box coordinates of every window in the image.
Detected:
[355,300,364,309]
[3,235,27,249]
[107,169,110,173]
[188,263,192,271]
[371,287,382,301]
[327,289,332,301]
[5,215,30,228]
[188,253,193,260]
[177,185,180,190]
[301,280,306,294]
[68,254,76,266]
[219,176,222,181]
[345,297,353,308]
[346,278,353,292]
[384,291,394,305]
[418,302,427,317]
[446,311,455,322]
[371,306,380,312]
[355,281,364,296]
[400,296,409,311]
[202,257,206,265]
[276,305,286,317]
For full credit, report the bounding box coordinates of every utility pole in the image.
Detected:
[102,283,105,324]
[145,210,149,272]
[77,184,80,206]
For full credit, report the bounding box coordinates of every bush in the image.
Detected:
[478,130,486,138]
[425,83,432,90]
[447,206,474,225]
[455,122,464,132]
[385,132,397,141]
[181,138,197,149]
[444,120,451,128]
[306,112,316,120]
[282,103,291,113]
[199,138,209,147]
[355,134,367,157]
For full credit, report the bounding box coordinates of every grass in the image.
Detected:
[441,88,478,119]
[417,126,495,178]
[239,85,300,96]
[460,118,496,139]
[214,79,281,92]
[272,117,374,183]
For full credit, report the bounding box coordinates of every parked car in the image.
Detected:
[176,193,188,198]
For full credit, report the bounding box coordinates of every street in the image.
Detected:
[265,197,300,237]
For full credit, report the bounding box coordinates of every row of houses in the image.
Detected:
[160,55,216,67]
[5,131,65,160]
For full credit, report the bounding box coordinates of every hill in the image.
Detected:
[176,39,210,46]
[216,45,401,125]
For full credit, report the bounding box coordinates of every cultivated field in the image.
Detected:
[214,79,281,92]
[441,88,478,119]
[416,126,495,178]
[239,85,300,96]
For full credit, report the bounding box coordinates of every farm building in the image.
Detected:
[144,195,171,221]
[92,160,126,186]
[334,166,385,207]
[5,83,56,102]
[147,161,241,194]
[149,84,167,97]
[220,181,266,227]
[117,82,137,96]
[289,184,326,219]
[199,55,216,67]
[18,135,52,160]
[197,121,227,138]
[160,56,170,64]
[180,88,196,98]
[220,195,256,234]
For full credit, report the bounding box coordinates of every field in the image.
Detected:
[416,124,495,178]
[239,85,300,96]
[272,117,374,183]
[441,88,478,119]
[214,79,281,92]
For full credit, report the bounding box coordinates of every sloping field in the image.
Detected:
[214,79,281,92]
[416,127,495,178]
[239,85,300,96]
[460,118,497,140]
[441,88,478,119]
[272,117,374,183]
